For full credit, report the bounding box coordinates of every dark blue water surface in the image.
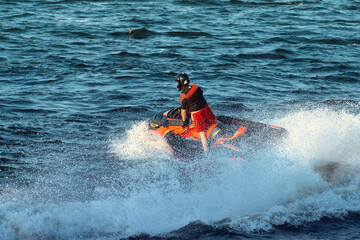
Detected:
[1,0,360,239]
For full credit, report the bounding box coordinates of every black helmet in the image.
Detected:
[175,73,190,91]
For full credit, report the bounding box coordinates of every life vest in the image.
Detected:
[180,84,207,113]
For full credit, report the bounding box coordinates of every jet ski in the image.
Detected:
[149,108,288,158]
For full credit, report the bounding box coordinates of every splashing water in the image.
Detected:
[109,121,174,160]
[1,109,360,239]
[107,107,360,233]
[278,108,360,184]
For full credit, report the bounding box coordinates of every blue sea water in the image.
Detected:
[1,0,360,239]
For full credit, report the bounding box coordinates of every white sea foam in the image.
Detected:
[1,109,359,239]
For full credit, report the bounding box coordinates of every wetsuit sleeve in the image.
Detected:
[180,93,187,109]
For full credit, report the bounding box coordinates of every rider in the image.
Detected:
[175,73,216,152]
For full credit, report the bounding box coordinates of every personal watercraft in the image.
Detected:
[149,108,288,158]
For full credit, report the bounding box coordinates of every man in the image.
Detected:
[175,73,216,152]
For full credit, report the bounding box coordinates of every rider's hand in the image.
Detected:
[182,118,189,129]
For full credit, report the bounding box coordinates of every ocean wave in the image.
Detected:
[125,28,213,40]
[8,108,56,114]
[229,0,304,5]
[237,53,288,60]
[213,103,252,111]
[166,31,212,38]
[323,75,359,83]
[99,106,150,114]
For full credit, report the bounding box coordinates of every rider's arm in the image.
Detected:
[181,109,187,122]
[180,93,188,122]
